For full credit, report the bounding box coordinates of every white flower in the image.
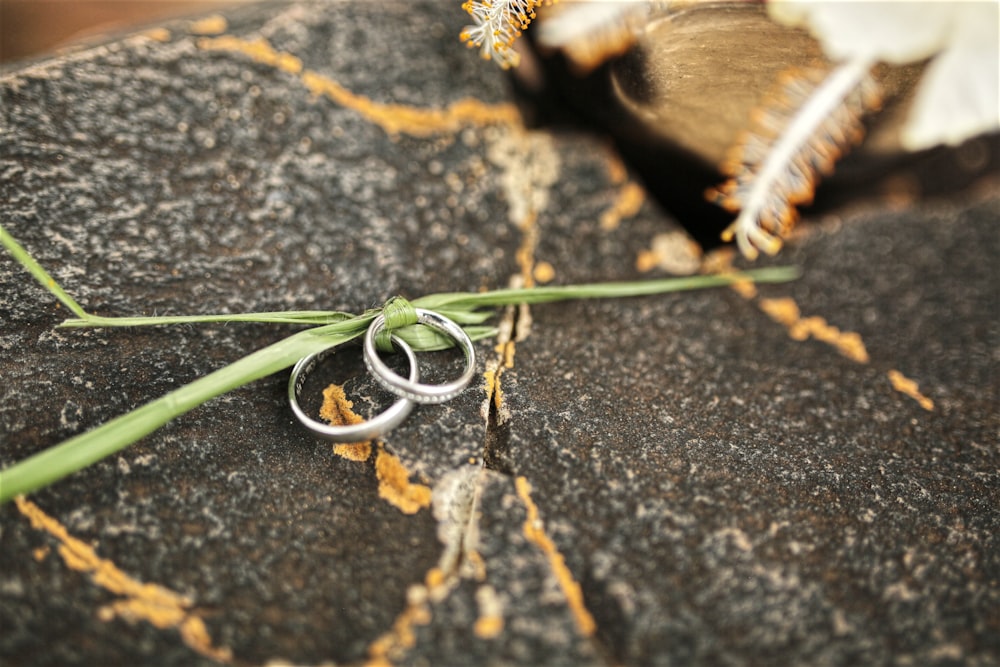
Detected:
[769,0,1000,150]
[460,0,551,69]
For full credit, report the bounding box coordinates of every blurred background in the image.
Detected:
[0,1,245,63]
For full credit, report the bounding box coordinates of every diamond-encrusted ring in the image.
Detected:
[363,308,476,404]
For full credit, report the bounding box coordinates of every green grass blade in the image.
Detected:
[0,320,369,503]
[412,267,799,310]
[395,324,498,351]
[58,311,357,328]
[0,223,89,319]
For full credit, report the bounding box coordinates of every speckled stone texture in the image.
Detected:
[1,2,998,666]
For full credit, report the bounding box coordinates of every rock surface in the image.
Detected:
[1,2,997,666]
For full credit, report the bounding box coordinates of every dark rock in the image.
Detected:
[1,2,997,666]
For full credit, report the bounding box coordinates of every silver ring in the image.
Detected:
[288,335,418,442]
[363,308,476,404]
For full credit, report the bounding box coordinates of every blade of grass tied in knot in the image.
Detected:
[0,222,798,502]
[376,296,419,353]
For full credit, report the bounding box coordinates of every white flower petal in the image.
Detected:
[902,39,1000,150]
[770,0,1000,149]
[536,0,647,48]
[768,0,956,63]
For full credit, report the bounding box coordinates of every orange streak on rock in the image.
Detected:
[759,297,870,363]
[887,369,935,411]
[15,497,231,663]
[515,477,597,637]
[197,35,519,137]
[375,445,432,514]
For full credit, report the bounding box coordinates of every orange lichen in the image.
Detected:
[366,602,432,663]
[605,151,628,185]
[196,36,519,137]
[473,584,505,638]
[600,181,645,230]
[319,383,363,427]
[189,15,229,36]
[375,445,432,514]
[365,569,445,665]
[425,567,447,590]
[302,70,521,136]
[143,28,172,43]
[515,477,597,637]
[474,614,505,639]
[319,387,432,511]
[466,550,488,582]
[333,441,372,462]
[532,260,556,284]
[483,368,505,413]
[887,370,935,411]
[635,250,657,273]
[319,383,372,460]
[700,248,759,298]
[729,279,759,300]
[495,339,517,370]
[15,497,231,663]
[514,211,540,282]
[758,297,870,363]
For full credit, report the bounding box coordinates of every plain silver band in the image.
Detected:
[363,308,476,404]
[288,335,417,442]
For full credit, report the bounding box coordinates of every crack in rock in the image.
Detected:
[432,466,489,583]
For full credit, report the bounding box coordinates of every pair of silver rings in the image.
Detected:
[288,308,476,442]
